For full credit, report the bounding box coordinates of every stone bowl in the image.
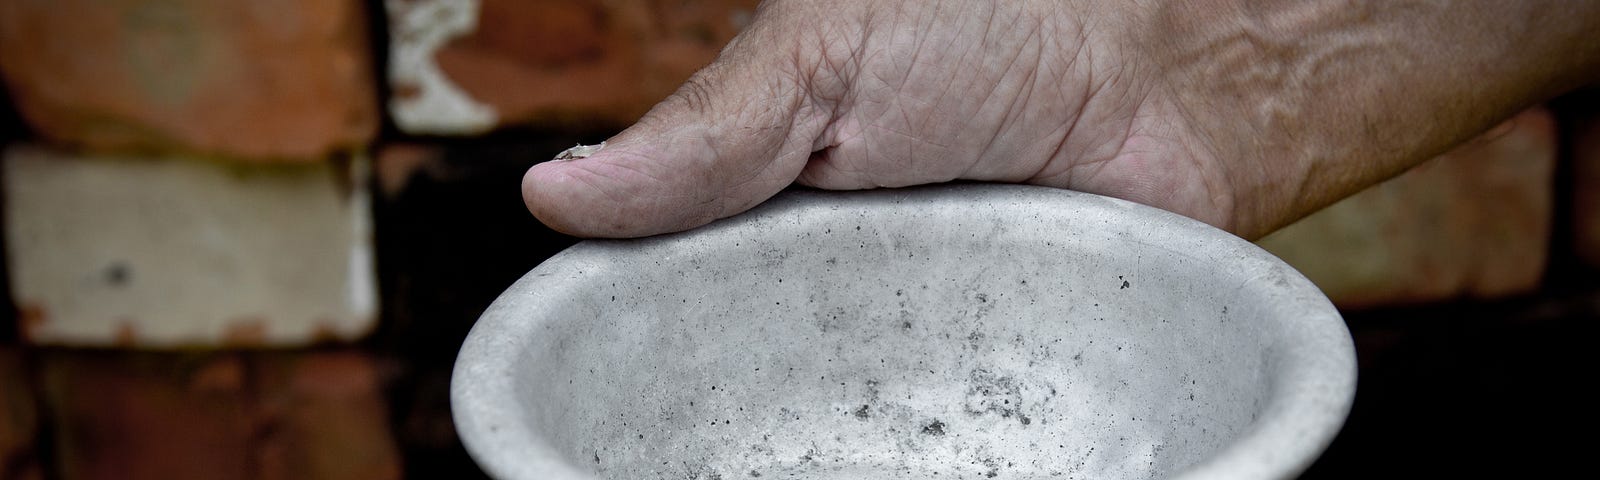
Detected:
[452,184,1356,480]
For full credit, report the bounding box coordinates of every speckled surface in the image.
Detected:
[453,184,1355,480]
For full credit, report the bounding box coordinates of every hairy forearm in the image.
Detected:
[1146,0,1600,238]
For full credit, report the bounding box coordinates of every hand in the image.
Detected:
[522,0,1600,239]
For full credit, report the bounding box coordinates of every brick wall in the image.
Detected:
[0,1,1595,478]
[1259,109,1558,309]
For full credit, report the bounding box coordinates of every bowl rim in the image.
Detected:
[452,184,1356,480]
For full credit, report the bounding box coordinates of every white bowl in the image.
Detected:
[453,184,1355,480]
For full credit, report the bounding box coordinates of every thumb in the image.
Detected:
[521,37,829,238]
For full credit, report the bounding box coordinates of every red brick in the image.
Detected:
[388,0,759,134]
[41,352,255,480]
[0,0,378,160]
[1,348,42,480]
[255,352,400,480]
[39,350,399,480]
[1259,108,1556,309]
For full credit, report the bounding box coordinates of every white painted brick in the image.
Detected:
[4,145,377,347]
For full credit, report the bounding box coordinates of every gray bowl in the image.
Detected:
[452,184,1355,480]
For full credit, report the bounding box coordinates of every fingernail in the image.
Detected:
[552,141,607,161]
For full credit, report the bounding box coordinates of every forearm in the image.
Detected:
[1146,0,1600,238]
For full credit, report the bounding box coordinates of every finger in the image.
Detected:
[521,30,830,238]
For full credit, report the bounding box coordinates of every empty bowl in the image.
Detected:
[452,184,1355,480]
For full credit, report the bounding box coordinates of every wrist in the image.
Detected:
[1137,0,1600,238]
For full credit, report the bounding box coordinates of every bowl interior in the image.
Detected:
[455,185,1354,480]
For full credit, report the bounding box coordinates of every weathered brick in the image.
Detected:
[42,350,400,480]
[1259,108,1556,309]
[255,352,401,480]
[0,0,378,160]
[3,145,377,347]
[42,352,256,480]
[387,0,759,134]
[1,348,42,480]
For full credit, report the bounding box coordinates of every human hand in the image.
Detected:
[522,0,1600,239]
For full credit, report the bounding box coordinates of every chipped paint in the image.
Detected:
[385,0,497,134]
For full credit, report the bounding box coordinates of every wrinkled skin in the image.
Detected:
[523,0,1600,239]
